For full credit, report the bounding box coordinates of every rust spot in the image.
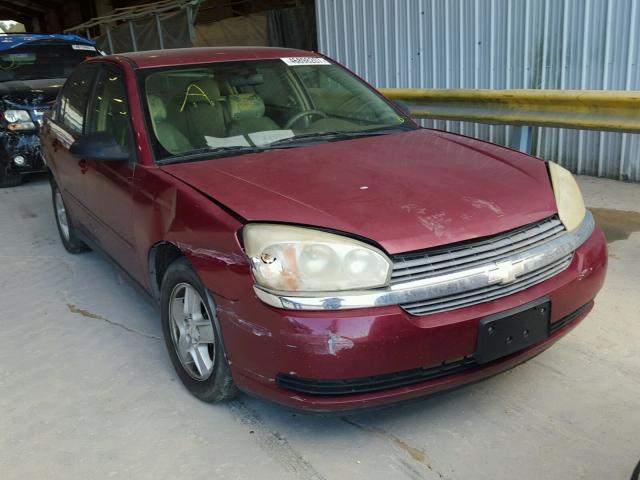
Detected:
[67,303,104,320]
[342,418,446,477]
[66,304,160,340]
[392,437,427,463]
[590,208,640,244]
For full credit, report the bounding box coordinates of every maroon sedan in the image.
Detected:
[41,48,607,412]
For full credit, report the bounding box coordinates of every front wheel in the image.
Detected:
[160,257,238,402]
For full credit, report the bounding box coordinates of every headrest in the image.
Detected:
[191,77,220,100]
[147,94,167,121]
[179,77,221,111]
[227,93,265,121]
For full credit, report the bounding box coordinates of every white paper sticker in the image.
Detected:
[204,135,250,149]
[71,44,96,51]
[281,57,331,66]
[248,129,295,146]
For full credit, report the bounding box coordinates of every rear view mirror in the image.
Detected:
[70,132,130,162]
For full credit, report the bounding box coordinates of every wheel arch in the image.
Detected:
[148,240,185,301]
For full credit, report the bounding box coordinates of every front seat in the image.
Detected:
[226,93,279,137]
[147,94,192,155]
[180,78,226,147]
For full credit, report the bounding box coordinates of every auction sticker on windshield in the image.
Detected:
[281,57,331,66]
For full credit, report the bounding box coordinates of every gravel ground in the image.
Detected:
[0,175,638,480]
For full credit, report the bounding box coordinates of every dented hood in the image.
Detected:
[0,78,64,106]
[161,129,557,254]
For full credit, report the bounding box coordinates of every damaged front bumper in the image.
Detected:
[214,224,607,412]
[0,130,46,175]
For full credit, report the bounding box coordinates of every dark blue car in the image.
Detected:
[0,33,100,187]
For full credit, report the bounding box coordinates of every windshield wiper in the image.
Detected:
[158,145,263,165]
[266,126,414,148]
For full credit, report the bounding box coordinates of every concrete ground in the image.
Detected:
[0,175,638,480]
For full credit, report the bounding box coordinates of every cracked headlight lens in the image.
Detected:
[243,224,392,292]
[548,161,586,232]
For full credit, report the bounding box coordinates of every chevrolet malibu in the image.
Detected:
[41,48,607,412]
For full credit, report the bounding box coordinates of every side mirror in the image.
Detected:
[70,132,129,162]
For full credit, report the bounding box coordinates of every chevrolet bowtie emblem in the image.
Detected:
[488,260,525,285]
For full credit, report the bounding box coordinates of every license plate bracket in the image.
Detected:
[475,299,550,364]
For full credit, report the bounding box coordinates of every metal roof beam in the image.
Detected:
[1,0,50,15]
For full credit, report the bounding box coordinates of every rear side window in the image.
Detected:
[59,66,97,134]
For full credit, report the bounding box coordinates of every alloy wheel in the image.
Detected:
[55,188,70,241]
[168,283,216,381]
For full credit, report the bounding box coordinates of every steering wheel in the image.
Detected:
[284,110,327,129]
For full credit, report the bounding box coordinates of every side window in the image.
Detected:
[87,69,133,151]
[59,66,96,134]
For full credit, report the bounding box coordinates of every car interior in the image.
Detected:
[143,60,406,158]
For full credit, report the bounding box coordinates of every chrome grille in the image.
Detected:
[401,253,573,315]
[391,216,565,285]
[393,216,572,316]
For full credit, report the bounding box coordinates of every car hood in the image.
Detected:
[0,78,64,107]
[161,129,558,254]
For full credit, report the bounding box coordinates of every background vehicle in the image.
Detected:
[41,48,607,412]
[0,33,99,187]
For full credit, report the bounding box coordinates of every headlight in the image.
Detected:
[547,162,586,232]
[3,109,35,131]
[243,224,392,292]
[3,109,31,123]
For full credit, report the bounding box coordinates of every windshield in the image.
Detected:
[0,43,100,82]
[140,58,415,162]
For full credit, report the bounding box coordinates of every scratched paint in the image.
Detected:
[175,242,249,266]
[401,204,454,237]
[463,196,505,217]
[327,333,354,356]
[217,306,272,337]
[417,212,453,237]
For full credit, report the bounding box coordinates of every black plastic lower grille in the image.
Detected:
[277,357,476,396]
[276,302,592,397]
[549,301,592,334]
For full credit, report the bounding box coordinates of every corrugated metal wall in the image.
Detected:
[316,0,640,181]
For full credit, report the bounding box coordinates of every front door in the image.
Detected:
[83,65,142,281]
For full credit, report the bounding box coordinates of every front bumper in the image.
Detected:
[215,225,607,412]
[0,131,46,175]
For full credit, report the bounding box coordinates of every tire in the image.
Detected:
[51,179,90,254]
[0,169,22,188]
[160,257,238,402]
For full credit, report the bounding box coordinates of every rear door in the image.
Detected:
[82,64,142,280]
[42,64,98,231]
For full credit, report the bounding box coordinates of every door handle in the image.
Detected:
[78,159,88,174]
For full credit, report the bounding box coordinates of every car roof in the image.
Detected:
[106,46,322,69]
[0,33,95,52]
